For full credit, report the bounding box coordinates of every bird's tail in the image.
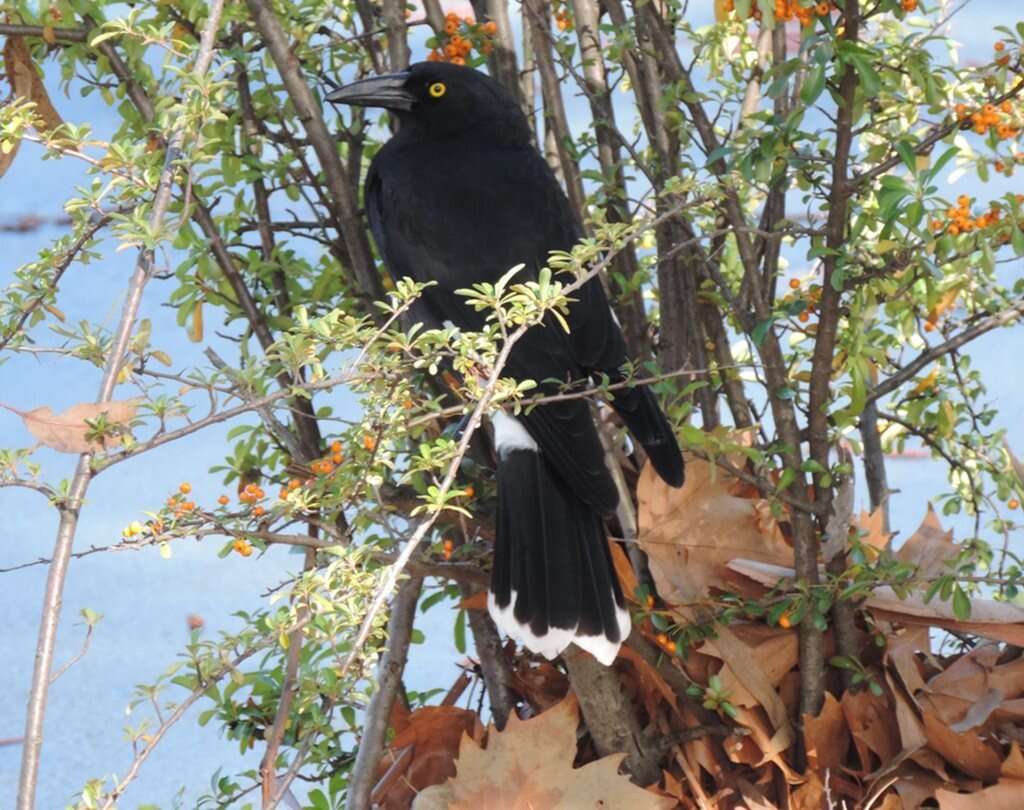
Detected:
[488,448,629,666]
[608,383,685,488]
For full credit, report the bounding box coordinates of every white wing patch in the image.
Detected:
[487,590,629,667]
[491,411,538,457]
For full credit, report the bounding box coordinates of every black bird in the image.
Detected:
[328,63,683,665]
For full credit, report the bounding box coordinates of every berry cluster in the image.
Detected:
[722,0,836,25]
[553,2,572,31]
[232,539,253,557]
[239,482,266,504]
[956,100,1020,139]
[427,12,497,65]
[784,278,822,324]
[166,481,197,517]
[931,194,1001,238]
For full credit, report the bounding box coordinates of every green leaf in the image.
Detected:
[454,608,467,654]
[801,64,826,106]
[952,585,972,620]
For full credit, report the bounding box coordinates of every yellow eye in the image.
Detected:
[428,82,447,99]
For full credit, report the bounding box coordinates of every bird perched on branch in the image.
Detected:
[328,63,683,665]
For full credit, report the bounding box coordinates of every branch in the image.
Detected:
[867,297,1024,404]
[0,23,87,42]
[99,630,275,808]
[261,548,316,807]
[344,575,423,810]
[244,0,385,309]
[0,209,116,352]
[15,4,227,807]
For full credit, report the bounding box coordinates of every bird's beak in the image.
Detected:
[325,71,415,111]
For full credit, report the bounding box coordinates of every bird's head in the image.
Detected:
[326,62,528,141]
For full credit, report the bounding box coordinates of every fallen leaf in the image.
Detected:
[803,692,850,772]
[701,625,795,739]
[936,780,1024,809]
[3,36,64,131]
[727,559,1024,647]
[412,696,674,809]
[458,591,488,610]
[617,644,679,715]
[790,771,825,810]
[1002,744,1024,779]
[895,505,959,579]
[922,710,1002,782]
[857,506,894,555]
[608,538,639,603]
[373,705,481,809]
[638,454,791,603]
[2,399,141,453]
[842,688,901,774]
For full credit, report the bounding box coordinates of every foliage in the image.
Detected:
[2,0,1024,807]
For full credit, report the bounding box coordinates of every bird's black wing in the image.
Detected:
[365,135,620,512]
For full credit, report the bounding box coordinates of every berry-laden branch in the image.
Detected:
[15,4,227,807]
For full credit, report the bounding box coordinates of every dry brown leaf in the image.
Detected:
[617,644,679,715]
[886,625,932,701]
[842,689,901,774]
[727,559,1024,647]
[373,705,480,809]
[922,710,1002,782]
[1002,744,1024,779]
[412,697,674,809]
[935,780,1024,809]
[790,771,825,810]
[803,692,851,772]
[3,36,64,131]
[2,399,141,453]
[608,538,639,603]
[638,454,791,603]
[458,591,488,610]
[895,505,959,578]
[857,506,894,555]
[701,625,795,740]
[510,655,569,712]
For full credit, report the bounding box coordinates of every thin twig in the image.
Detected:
[15,4,227,807]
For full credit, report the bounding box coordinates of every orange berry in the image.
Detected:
[484,20,497,35]
[232,539,253,557]
[1009,499,1020,510]
[949,224,961,236]
[451,56,466,66]
[1001,101,1013,114]
[901,0,917,10]
[332,452,343,464]
[444,20,458,34]
[995,42,1006,52]
[288,478,300,490]
[815,2,828,14]
[481,42,493,55]
[655,632,669,647]
[779,612,793,629]
[252,506,265,517]
[427,49,442,62]
[788,278,800,289]
[331,440,342,453]
[218,495,229,505]
[930,219,943,232]
[464,485,475,498]
[402,398,414,409]
[798,311,811,323]
[363,434,377,451]
[996,160,1006,172]
[645,594,655,609]
[179,482,192,494]
[924,320,936,332]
